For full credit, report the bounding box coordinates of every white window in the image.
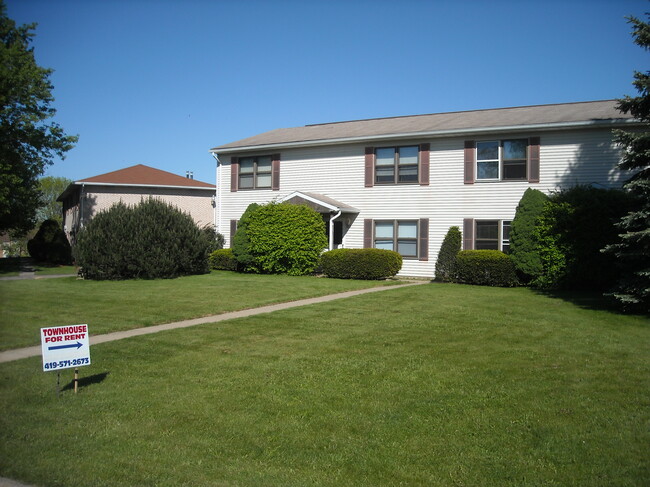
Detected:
[375,146,419,184]
[476,139,528,181]
[374,220,418,258]
[239,156,272,189]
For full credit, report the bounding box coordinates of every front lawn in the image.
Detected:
[0,271,395,350]
[0,283,648,486]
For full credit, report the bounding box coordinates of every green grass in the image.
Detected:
[0,283,648,486]
[0,271,395,350]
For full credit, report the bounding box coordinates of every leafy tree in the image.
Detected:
[509,188,548,281]
[36,176,72,224]
[434,226,461,282]
[532,186,633,291]
[604,14,650,312]
[0,2,77,234]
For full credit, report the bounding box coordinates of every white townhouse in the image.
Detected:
[209,100,638,278]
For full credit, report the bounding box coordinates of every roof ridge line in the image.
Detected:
[303,99,618,128]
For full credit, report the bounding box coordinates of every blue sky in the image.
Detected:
[6,0,649,185]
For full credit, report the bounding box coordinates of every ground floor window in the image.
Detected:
[474,220,511,252]
[374,220,418,258]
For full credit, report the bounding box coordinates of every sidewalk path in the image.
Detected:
[0,280,427,364]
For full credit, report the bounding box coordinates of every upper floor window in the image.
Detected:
[239,156,272,189]
[375,146,419,184]
[374,220,419,258]
[476,139,528,181]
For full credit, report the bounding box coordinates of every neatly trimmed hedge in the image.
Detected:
[454,250,519,287]
[320,248,402,280]
[434,226,461,282]
[74,198,210,280]
[209,248,237,271]
[27,219,72,264]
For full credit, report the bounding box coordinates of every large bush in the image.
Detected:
[509,188,548,281]
[240,203,328,276]
[434,226,461,282]
[454,250,519,287]
[320,248,402,280]
[27,219,72,264]
[530,186,634,290]
[74,198,211,280]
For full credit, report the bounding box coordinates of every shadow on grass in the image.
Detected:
[532,288,649,317]
[62,372,110,392]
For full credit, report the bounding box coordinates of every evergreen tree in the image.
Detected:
[605,14,650,312]
[434,226,461,282]
[509,188,548,281]
[0,2,77,234]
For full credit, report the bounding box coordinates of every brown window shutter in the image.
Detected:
[419,218,429,261]
[230,157,239,192]
[419,143,430,186]
[272,154,281,190]
[528,137,540,183]
[363,219,373,248]
[464,141,475,184]
[229,220,238,244]
[364,147,375,187]
[463,218,474,250]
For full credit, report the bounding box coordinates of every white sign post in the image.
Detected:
[41,325,91,393]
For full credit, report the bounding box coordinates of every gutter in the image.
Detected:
[70,181,216,191]
[210,118,639,155]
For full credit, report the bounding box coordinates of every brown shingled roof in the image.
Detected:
[211,100,635,153]
[78,164,215,188]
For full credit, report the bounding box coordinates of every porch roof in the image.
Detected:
[279,191,359,214]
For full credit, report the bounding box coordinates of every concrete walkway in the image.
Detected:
[0,280,427,364]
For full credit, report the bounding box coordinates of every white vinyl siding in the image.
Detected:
[216,128,624,278]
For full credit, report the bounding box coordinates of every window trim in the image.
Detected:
[373,219,419,259]
[374,145,420,185]
[475,138,529,182]
[238,155,273,190]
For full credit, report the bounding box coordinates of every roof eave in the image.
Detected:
[57,181,215,201]
[210,118,639,155]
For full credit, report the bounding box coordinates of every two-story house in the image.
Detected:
[209,100,637,278]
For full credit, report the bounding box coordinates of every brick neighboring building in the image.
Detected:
[57,164,216,243]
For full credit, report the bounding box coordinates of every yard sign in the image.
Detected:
[41,324,91,372]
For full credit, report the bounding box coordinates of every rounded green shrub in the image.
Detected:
[74,198,210,280]
[239,202,328,276]
[434,226,461,282]
[320,248,403,280]
[27,219,72,264]
[454,250,519,287]
[209,248,237,271]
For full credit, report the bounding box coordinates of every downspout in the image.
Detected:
[329,210,342,251]
[211,153,221,234]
